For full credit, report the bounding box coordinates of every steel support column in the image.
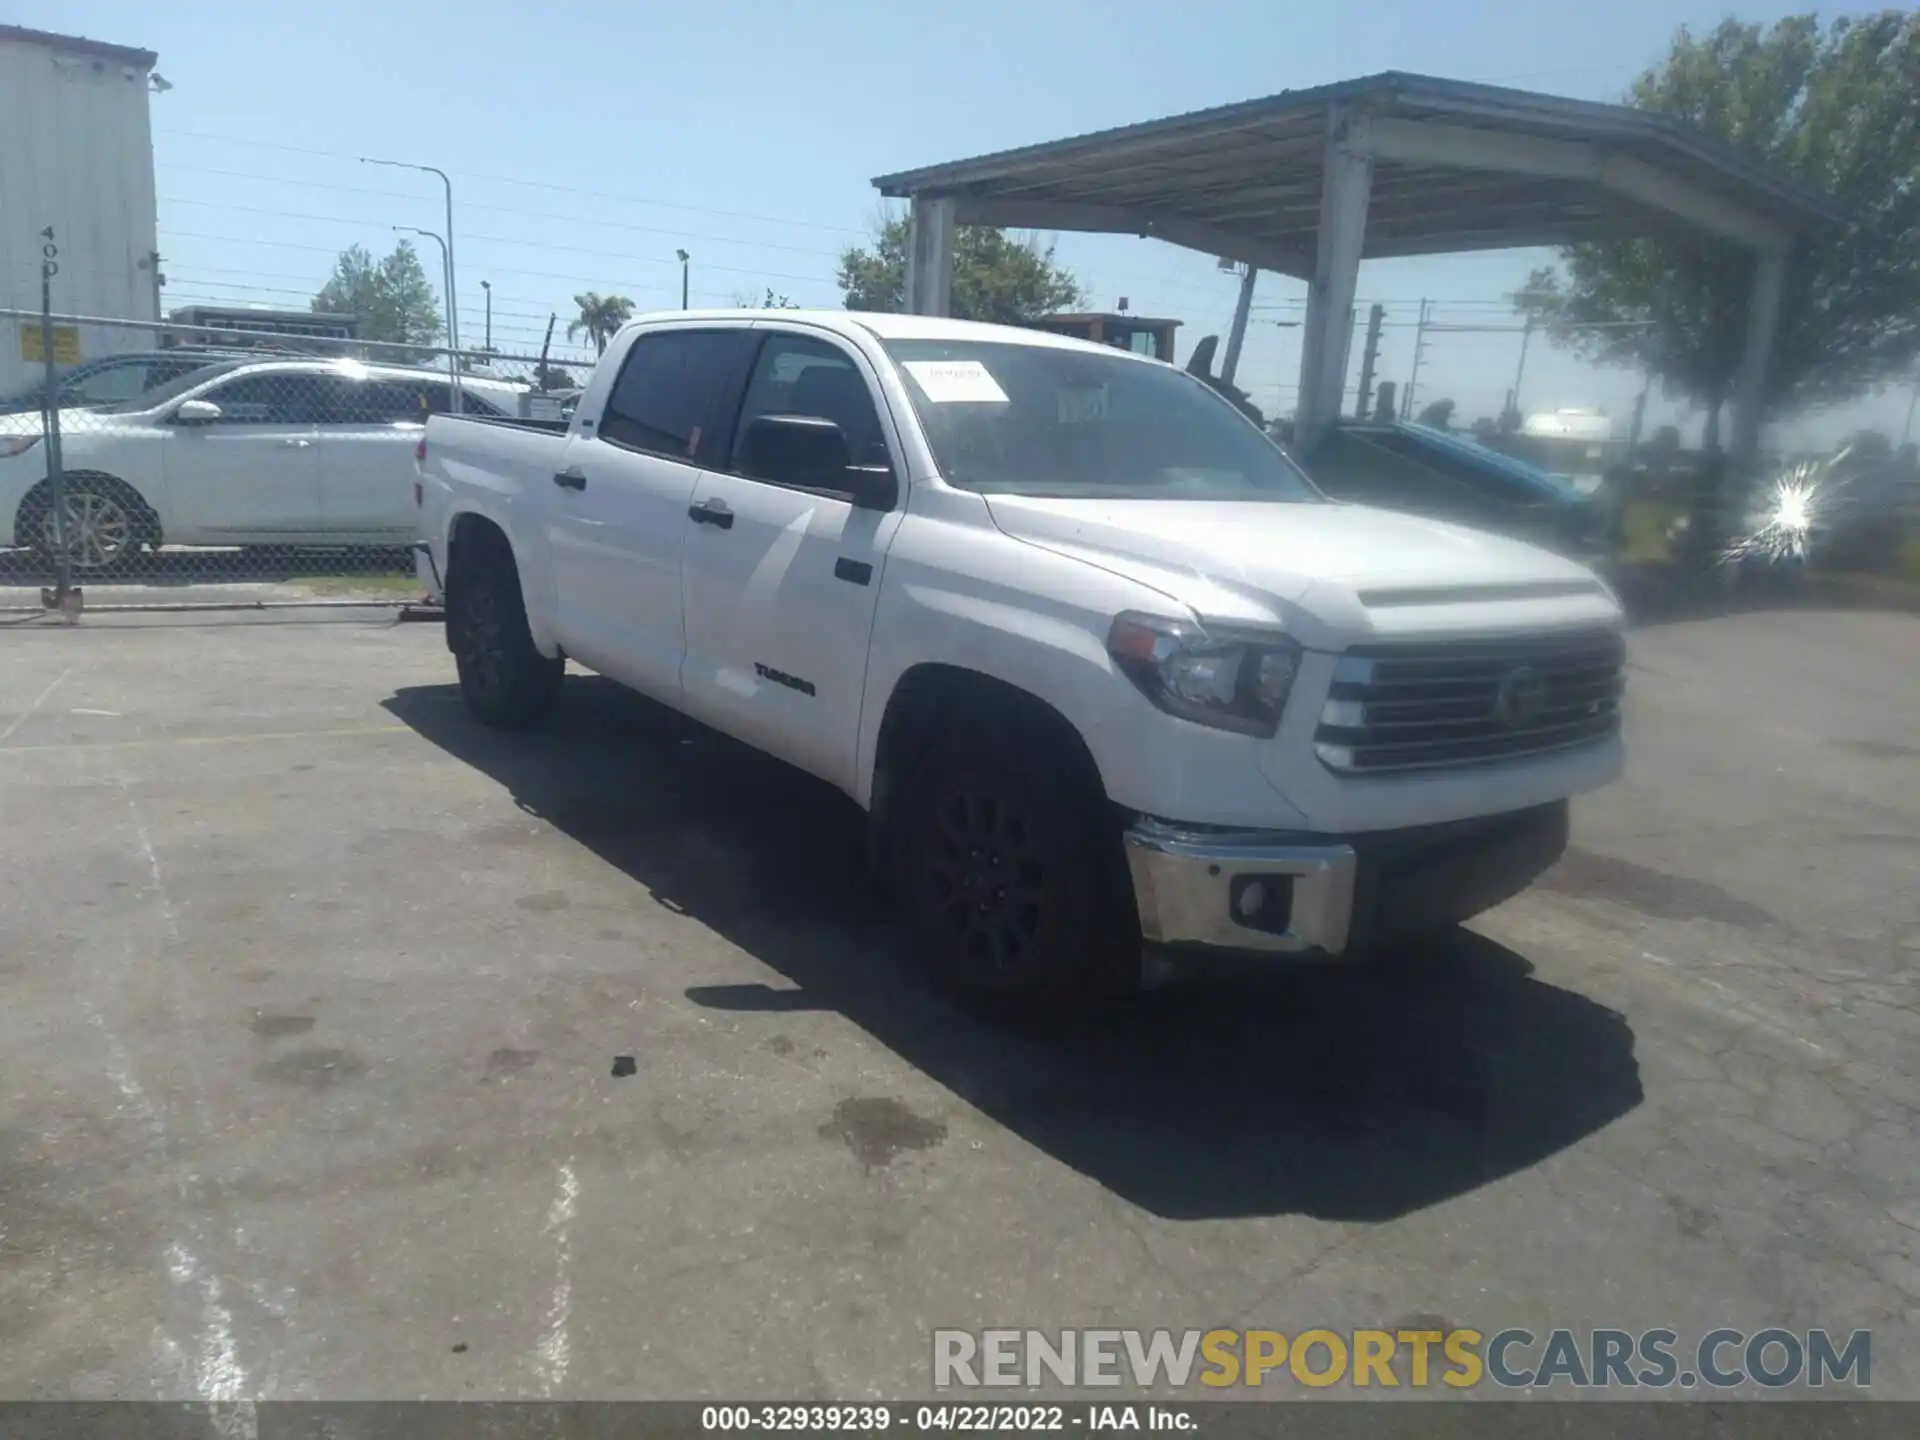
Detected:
[904,195,956,317]
[1730,245,1787,465]
[1220,265,1259,386]
[1294,108,1372,451]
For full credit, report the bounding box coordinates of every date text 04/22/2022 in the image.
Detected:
[700,1404,1194,1432]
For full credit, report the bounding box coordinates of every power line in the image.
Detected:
[155,127,866,236]
[157,228,778,304]
[160,165,854,260]
[160,197,841,285]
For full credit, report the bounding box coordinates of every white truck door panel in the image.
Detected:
[162,371,327,540]
[544,327,752,702]
[680,478,897,789]
[545,437,701,697]
[679,331,903,792]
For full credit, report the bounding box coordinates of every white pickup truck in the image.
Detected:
[416,310,1624,1005]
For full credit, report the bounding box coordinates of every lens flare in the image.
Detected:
[1720,460,1842,570]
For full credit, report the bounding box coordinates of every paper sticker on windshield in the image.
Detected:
[902,360,1009,404]
[1058,386,1108,424]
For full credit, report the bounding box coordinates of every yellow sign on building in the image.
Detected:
[19,324,82,366]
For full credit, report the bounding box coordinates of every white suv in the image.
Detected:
[0,358,526,574]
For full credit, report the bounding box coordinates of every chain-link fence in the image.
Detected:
[1,308,593,616]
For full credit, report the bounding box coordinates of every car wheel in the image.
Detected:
[447,529,562,730]
[20,475,152,578]
[896,714,1134,1010]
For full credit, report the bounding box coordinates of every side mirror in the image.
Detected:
[737,413,895,510]
[174,399,222,425]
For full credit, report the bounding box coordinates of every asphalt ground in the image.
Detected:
[0,602,1914,1403]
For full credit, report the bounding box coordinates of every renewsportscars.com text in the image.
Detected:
[932,1327,1871,1390]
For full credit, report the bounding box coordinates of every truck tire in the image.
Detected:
[446,528,562,730]
[895,711,1135,1010]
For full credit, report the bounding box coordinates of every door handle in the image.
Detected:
[552,470,587,491]
[688,500,734,529]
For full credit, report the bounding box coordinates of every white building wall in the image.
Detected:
[0,30,160,397]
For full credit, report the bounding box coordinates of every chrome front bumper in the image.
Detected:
[1123,818,1358,957]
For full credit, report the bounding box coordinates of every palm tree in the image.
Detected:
[568,292,636,355]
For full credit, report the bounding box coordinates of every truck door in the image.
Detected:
[544,326,753,703]
[678,329,905,793]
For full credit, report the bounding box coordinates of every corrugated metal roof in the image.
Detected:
[873,72,1840,263]
[0,24,157,70]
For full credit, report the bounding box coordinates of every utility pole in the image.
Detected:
[1904,382,1918,446]
[536,313,556,391]
[1402,299,1431,420]
[1220,264,1259,387]
[1628,373,1652,451]
[142,248,165,324]
[1354,303,1384,421]
[677,249,690,310]
[1511,313,1535,417]
[480,280,492,352]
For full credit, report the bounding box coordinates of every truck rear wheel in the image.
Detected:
[895,713,1135,1010]
[447,528,562,730]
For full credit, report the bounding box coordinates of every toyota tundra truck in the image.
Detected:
[415,310,1624,1005]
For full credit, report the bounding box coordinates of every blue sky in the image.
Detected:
[17,0,1913,446]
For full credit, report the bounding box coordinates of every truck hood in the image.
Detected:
[983,494,1620,647]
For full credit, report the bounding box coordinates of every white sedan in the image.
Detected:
[0,358,526,574]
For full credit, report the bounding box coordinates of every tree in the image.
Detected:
[837,216,1084,323]
[730,287,800,309]
[312,241,442,359]
[1416,398,1457,429]
[1471,416,1500,440]
[568,292,635,355]
[1372,381,1398,424]
[1514,12,1920,452]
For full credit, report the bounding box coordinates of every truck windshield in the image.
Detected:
[882,338,1321,502]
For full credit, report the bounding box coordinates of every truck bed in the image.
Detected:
[438,411,571,436]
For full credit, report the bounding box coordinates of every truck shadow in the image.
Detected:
[384,675,1643,1223]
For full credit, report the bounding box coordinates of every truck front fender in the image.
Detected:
[856,562,1312,832]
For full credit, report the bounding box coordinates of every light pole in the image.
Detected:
[480,280,493,353]
[676,249,690,310]
[393,226,457,399]
[363,155,460,410]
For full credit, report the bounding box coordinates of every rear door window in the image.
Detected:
[67,361,154,405]
[197,372,335,424]
[599,330,750,465]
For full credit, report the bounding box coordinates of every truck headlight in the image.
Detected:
[0,436,42,458]
[1107,612,1301,738]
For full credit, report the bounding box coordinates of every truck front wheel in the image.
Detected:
[896,714,1135,1009]
[446,527,562,730]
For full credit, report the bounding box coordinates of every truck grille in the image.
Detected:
[1314,629,1625,774]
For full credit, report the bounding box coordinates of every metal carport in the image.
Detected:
[872,72,1839,458]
